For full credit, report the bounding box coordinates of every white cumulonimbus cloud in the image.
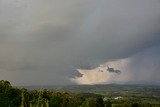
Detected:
[71,45,160,84]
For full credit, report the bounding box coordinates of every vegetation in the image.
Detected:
[0,80,160,107]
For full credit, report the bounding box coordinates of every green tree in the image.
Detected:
[0,80,21,107]
[105,100,112,107]
[96,97,104,107]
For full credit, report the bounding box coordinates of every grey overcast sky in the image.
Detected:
[0,0,160,85]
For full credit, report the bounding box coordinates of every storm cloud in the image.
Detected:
[0,0,160,85]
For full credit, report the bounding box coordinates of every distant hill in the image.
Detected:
[16,84,160,98]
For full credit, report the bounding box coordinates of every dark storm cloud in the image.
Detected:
[0,0,160,85]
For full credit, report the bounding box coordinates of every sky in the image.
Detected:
[0,0,160,85]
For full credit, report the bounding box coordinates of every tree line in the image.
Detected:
[0,80,160,107]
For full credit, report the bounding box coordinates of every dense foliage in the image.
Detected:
[0,80,160,107]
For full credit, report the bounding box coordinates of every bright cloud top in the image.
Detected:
[71,46,160,85]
